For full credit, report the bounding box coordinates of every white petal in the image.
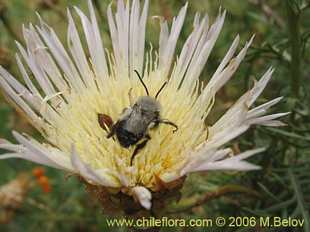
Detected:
[36,16,85,92]
[67,10,94,89]
[0,75,44,129]
[248,112,290,125]
[199,35,254,106]
[70,145,118,187]
[212,34,240,79]
[208,35,254,94]
[17,32,55,96]
[15,132,73,169]
[185,10,226,89]
[80,0,109,82]
[181,148,231,176]
[129,0,140,77]
[137,0,149,74]
[209,67,281,141]
[247,97,283,118]
[209,124,250,148]
[24,25,69,96]
[159,19,169,62]
[258,120,287,127]
[158,3,188,78]
[0,64,43,112]
[247,67,274,107]
[132,186,152,210]
[171,14,209,87]
[189,148,264,172]
[15,54,42,97]
[198,161,261,171]
[0,132,72,170]
[107,3,120,70]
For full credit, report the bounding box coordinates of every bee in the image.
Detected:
[98,70,178,165]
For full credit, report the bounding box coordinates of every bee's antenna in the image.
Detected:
[155,82,167,99]
[134,70,149,96]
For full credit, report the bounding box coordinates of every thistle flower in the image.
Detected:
[0,0,288,210]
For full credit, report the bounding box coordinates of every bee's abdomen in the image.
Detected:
[115,126,141,148]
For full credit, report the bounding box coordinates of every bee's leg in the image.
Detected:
[157,119,178,133]
[107,121,122,139]
[106,123,117,139]
[130,134,151,165]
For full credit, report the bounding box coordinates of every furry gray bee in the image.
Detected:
[98,70,178,165]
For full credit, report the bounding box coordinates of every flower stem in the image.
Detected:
[286,0,302,97]
[168,185,260,214]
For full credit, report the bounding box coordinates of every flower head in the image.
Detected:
[0,0,287,210]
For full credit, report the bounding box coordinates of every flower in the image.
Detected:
[0,0,288,210]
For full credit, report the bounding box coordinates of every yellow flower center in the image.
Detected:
[44,67,209,190]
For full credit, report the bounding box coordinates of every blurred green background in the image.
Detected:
[0,0,309,231]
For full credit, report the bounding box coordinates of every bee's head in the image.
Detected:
[135,96,161,114]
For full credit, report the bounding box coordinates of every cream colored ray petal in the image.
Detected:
[15,54,41,98]
[0,135,120,187]
[67,10,95,89]
[0,63,61,127]
[10,33,66,119]
[0,74,45,130]
[170,13,209,87]
[247,97,283,119]
[107,0,130,77]
[0,65,42,109]
[117,0,130,72]
[107,0,148,78]
[258,120,287,127]
[195,35,254,115]
[183,72,286,177]
[129,0,149,76]
[189,148,264,172]
[131,186,152,210]
[247,112,290,125]
[13,132,73,170]
[158,19,168,64]
[158,3,188,78]
[23,24,69,97]
[107,3,120,72]
[35,16,85,92]
[247,68,274,107]
[70,145,120,187]
[137,0,149,75]
[74,0,109,86]
[180,148,232,176]
[204,125,250,151]
[184,10,226,90]
[212,35,240,81]
[17,34,55,97]
[206,35,254,96]
[0,139,27,153]
[200,70,283,151]
[210,67,274,135]
[0,134,71,170]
